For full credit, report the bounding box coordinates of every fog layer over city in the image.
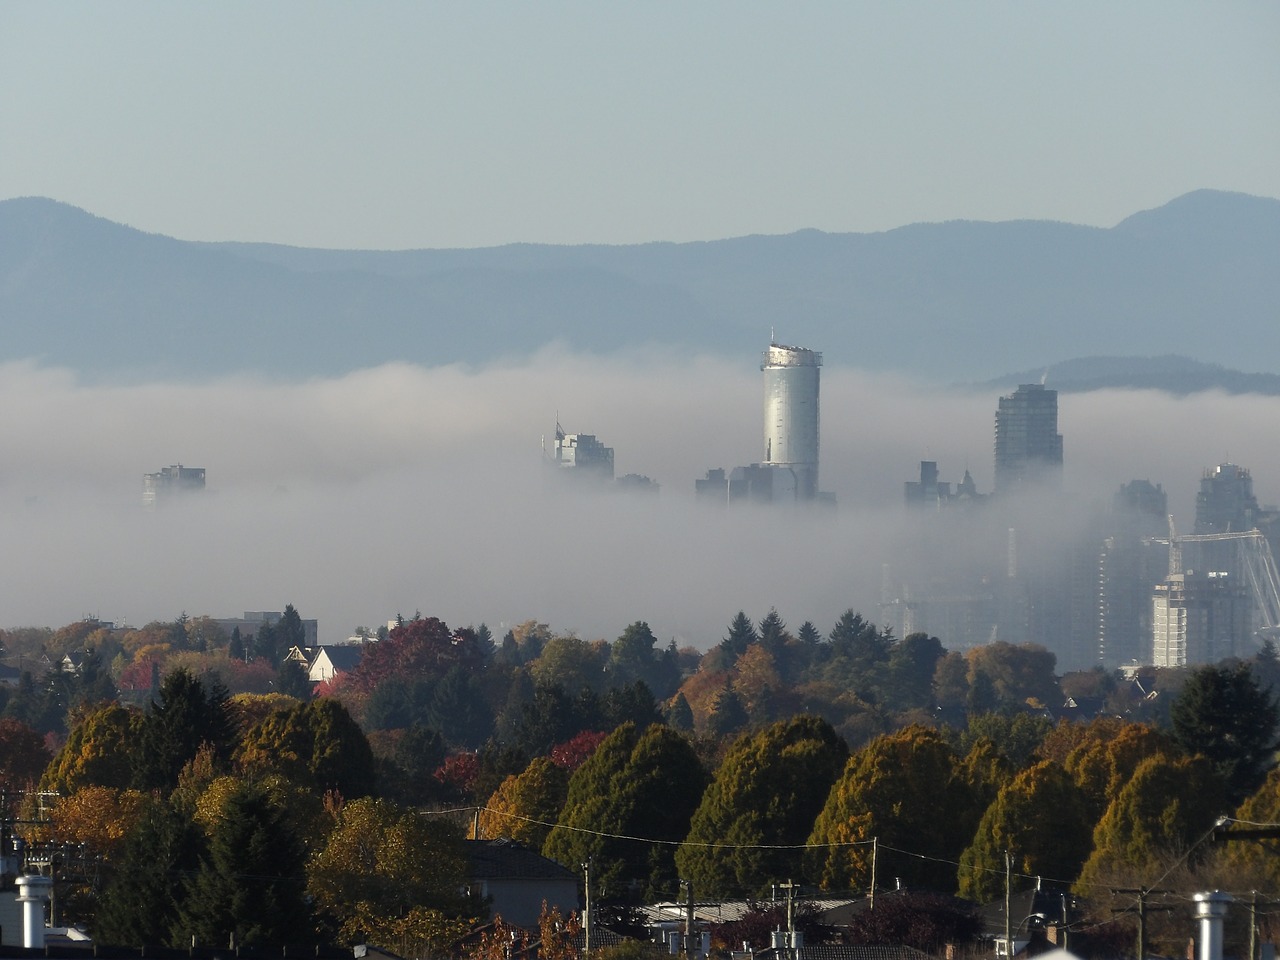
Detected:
[2,349,1278,649]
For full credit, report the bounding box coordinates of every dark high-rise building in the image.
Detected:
[993,384,1063,494]
[1195,463,1259,534]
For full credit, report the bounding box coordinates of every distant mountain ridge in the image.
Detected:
[977,355,1280,396]
[1,190,1278,383]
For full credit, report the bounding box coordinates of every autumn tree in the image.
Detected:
[0,717,52,788]
[47,785,147,858]
[1219,764,1280,889]
[340,617,490,706]
[1062,721,1175,821]
[544,723,707,897]
[675,715,848,897]
[236,697,375,798]
[958,760,1093,903]
[309,797,480,951]
[479,756,570,848]
[1170,662,1280,804]
[807,726,975,892]
[1074,753,1225,893]
[42,702,139,793]
[965,642,1060,711]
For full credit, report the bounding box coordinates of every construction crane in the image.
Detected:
[1149,517,1280,635]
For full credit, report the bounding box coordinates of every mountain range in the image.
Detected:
[1,190,1278,387]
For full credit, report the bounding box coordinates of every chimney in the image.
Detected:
[15,874,52,949]
[1194,891,1233,960]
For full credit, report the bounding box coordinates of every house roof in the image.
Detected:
[466,838,578,883]
[315,645,365,672]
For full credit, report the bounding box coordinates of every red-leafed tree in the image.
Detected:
[341,619,489,703]
[550,730,608,770]
[0,717,53,788]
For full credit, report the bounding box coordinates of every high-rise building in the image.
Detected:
[993,384,1063,494]
[548,428,614,481]
[761,342,822,500]
[1152,571,1249,667]
[1195,463,1259,534]
[142,464,205,508]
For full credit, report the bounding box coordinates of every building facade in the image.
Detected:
[1152,571,1249,667]
[762,342,822,500]
[142,464,205,508]
[993,384,1063,494]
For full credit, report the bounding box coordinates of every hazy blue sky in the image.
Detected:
[2,2,1277,248]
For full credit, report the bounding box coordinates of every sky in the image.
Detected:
[4,353,1280,648]
[3,4,1280,649]
[2,2,1278,249]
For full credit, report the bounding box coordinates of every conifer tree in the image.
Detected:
[544,723,707,897]
[175,782,313,948]
[676,715,848,897]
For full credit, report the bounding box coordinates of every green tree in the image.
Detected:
[884,633,945,710]
[544,723,707,896]
[807,725,974,892]
[675,715,848,897]
[665,692,695,731]
[429,665,494,748]
[275,658,312,699]
[132,668,234,791]
[958,760,1092,903]
[1170,662,1280,804]
[175,781,313,947]
[94,794,202,946]
[706,685,749,738]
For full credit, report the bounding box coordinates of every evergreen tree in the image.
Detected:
[706,686,749,739]
[807,725,975,892]
[229,626,246,662]
[665,692,695,731]
[276,605,307,660]
[275,658,312,700]
[237,698,375,798]
[676,715,848,897]
[958,760,1092,902]
[428,665,494,748]
[132,669,234,791]
[1171,662,1280,804]
[175,782,313,948]
[544,723,707,897]
[95,795,202,947]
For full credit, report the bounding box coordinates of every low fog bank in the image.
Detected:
[1,352,1278,648]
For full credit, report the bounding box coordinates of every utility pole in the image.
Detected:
[779,880,799,959]
[680,879,696,960]
[1004,850,1012,957]
[869,837,877,910]
[583,858,593,958]
[1111,887,1173,960]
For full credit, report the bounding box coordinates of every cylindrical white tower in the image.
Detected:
[1194,891,1233,960]
[762,342,822,499]
[15,874,53,949]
